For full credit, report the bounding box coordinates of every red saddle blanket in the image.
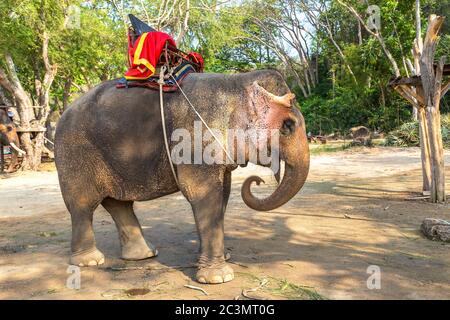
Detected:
[125,31,176,80]
[120,29,204,92]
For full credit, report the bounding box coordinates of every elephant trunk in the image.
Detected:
[241,147,309,212]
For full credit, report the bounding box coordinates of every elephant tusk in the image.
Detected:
[9,142,26,155]
[273,159,283,184]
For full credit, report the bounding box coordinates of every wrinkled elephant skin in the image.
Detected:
[55,70,310,284]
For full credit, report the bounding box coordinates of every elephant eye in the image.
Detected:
[280,118,296,136]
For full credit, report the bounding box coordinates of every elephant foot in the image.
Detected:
[196,263,234,284]
[121,238,158,261]
[70,247,105,267]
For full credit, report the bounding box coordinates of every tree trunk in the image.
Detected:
[63,77,73,112]
[0,86,12,106]
[357,20,362,45]
[418,106,432,192]
[415,0,423,53]
[419,16,446,203]
[0,32,57,171]
[391,14,446,201]
[426,107,445,202]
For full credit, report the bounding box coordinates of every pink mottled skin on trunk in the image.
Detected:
[241,80,310,212]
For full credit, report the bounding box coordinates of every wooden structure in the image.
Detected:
[389,15,449,203]
[0,105,48,173]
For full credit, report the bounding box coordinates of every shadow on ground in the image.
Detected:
[0,147,449,299]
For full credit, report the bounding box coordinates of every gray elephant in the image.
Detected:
[54,69,310,284]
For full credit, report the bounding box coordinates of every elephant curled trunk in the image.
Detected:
[241,148,310,212]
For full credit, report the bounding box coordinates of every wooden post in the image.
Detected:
[417,105,432,192]
[390,14,448,203]
[420,15,446,202]
[413,39,432,193]
[393,83,432,194]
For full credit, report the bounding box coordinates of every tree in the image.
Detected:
[388,13,448,203]
[0,0,127,169]
[1,0,447,173]
[244,0,318,97]
[0,0,62,169]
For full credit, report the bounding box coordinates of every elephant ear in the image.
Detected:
[247,81,295,116]
[247,81,296,128]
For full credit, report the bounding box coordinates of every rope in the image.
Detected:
[169,74,235,164]
[158,68,236,188]
[158,66,179,186]
[44,136,54,145]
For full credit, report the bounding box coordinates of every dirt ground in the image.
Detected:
[0,146,449,300]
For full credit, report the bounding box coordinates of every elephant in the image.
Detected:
[0,109,22,172]
[54,69,310,284]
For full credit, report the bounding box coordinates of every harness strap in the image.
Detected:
[158,68,236,188]
[158,66,180,186]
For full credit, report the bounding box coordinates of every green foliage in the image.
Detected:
[441,114,450,148]
[298,0,450,135]
[299,78,412,135]
[0,0,448,139]
[385,121,420,147]
[0,0,127,109]
[56,4,126,79]
[385,114,450,148]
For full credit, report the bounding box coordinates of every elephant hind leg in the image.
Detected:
[101,198,157,261]
[68,201,105,267]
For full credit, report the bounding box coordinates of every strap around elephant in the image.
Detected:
[158,66,180,186]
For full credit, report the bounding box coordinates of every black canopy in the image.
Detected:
[128,14,156,37]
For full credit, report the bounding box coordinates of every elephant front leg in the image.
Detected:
[5,151,18,173]
[191,191,234,284]
[179,166,234,284]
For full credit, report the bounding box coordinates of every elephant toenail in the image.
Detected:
[197,277,207,283]
[223,274,234,282]
[210,276,223,284]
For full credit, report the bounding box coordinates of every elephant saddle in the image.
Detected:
[116,14,204,93]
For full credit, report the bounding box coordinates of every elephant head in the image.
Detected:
[240,80,310,211]
[0,110,19,146]
[0,123,17,145]
[0,109,23,172]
